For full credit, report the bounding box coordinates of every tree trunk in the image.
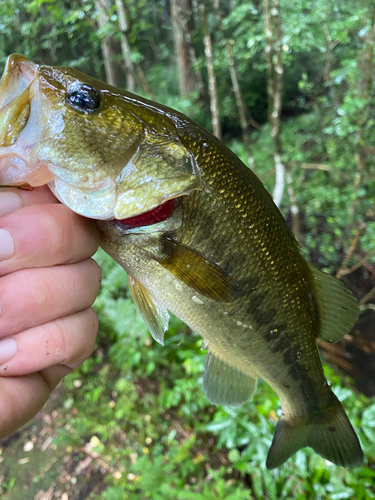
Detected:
[171,0,196,96]
[135,63,155,99]
[183,20,206,101]
[95,0,119,87]
[115,0,135,92]
[199,3,221,140]
[286,171,300,241]
[264,0,300,235]
[264,1,286,201]
[212,0,260,167]
[349,6,375,223]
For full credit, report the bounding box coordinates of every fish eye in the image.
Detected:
[66,82,101,113]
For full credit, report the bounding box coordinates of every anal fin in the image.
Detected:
[204,345,258,406]
[308,263,359,343]
[128,275,169,345]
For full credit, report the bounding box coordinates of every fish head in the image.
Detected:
[0,54,201,220]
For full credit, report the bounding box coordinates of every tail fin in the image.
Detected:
[266,395,363,469]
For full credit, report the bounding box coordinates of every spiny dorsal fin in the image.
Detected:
[308,263,359,343]
[156,237,238,302]
[204,345,258,406]
[128,275,169,345]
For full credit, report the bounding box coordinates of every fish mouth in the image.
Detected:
[0,55,36,147]
[0,55,44,185]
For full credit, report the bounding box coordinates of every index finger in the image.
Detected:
[0,201,100,276]
[0,185,59,218]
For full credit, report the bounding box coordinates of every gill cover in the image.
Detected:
[48,127,201,220]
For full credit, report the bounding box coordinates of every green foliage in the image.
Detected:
[229,105,375,272]
[0,0,104,76]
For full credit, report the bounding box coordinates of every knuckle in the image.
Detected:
[80,308,99,359]
[38,319,74,367]
[76,216,101,249]
[85,308,99,345]
[66,308,98,365]
[26,268,55,308]
[30,205,75,261]
[68,259,102,305]
[47,206,75,260]
[45,206,99,262]
[85,258,102,293]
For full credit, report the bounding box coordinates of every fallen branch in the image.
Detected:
[336,223,366,279]
[301,163,332,171]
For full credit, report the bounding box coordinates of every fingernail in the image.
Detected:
[0,338,17,365]
[0,228,15,261]
[0,191,23,218]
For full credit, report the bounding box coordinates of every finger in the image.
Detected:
[0,203,100,275]
[0,365,71,439]
[0,259,102,337]
[0,308,99,376]
[0,186,58,218]
[40,364,73,391]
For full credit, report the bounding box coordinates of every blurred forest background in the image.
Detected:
[1,0,375,498]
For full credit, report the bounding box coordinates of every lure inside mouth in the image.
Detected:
[116,198,175,229]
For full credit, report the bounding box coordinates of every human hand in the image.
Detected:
[0,186,101,438]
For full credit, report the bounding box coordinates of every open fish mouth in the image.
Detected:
[0,55,44,185]
[0,92,30,148]
[0,55,36,147]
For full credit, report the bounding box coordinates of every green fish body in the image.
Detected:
[0,55,363,468]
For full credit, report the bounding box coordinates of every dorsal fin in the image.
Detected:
[308,263,359,343]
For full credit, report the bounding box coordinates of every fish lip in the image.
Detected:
[0,55,36,106]
[0,55,37,157]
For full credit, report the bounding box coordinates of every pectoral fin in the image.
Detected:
[128,275,169,345]
[157,237,238,302]
[308,263,359,343]
[204,345,258,406]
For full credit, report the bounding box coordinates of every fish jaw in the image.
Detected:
[47,129,202,220]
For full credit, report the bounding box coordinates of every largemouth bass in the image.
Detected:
[0,54,363,468]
